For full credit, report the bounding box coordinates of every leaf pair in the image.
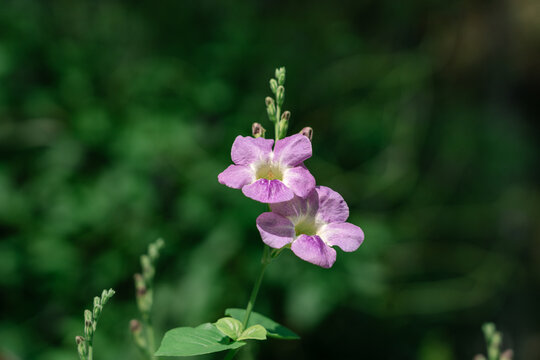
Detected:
[155,323,245,357]
[215,317,266,341]
[155,310,299,357]
[225,308,300,340]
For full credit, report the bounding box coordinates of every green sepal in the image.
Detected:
[155,323,245,357]
[237,325,267,341]
[225,308,300,340]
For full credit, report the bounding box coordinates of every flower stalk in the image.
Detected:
[474,323,513,360]
[131,238,164,360]
[224,246,276,360]
[76,289,115,360]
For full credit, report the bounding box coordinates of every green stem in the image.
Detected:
[223,348,238,360]
[143,315,156,360]
[242,246,271,327]
[87,346,93,360]
[224,246,273,360]
[274,106,281,142]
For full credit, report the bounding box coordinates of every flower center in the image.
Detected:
[294,218,318,236]
[255,162,283,181]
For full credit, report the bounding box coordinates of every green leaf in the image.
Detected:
[215,317,243,340]
[225,309,300,340]
[238,324,267,341]
[155,323,245,357]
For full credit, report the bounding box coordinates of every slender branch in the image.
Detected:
[242,246,271,328]
[143,314,156,360]
[224,246,273,360]
[132,239,164,360]
[275,106,281,142]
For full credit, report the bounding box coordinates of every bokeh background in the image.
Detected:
[1,0,539,359]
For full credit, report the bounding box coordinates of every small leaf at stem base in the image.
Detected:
[215,317,243,340]
[238,325,267,341]
[225,308,300,340]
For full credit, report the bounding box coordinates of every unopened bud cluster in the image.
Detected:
[473,323,513,360]
[76,289,115,360]
[131,238,164,358]
[130,319,148,353]
[263,66,294,141]
[266,68,286,124]
[134,238,164,317]
[261,67,313,142]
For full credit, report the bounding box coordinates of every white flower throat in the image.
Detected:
[293,217,319,236]
[255,161,284,181]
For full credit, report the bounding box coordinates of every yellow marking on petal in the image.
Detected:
[255,162,283,181]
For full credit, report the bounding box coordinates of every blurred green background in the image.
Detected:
[1,0,539,359]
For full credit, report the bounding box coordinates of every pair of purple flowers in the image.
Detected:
[218,133,364,268]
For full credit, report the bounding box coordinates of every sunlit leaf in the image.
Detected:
[225,308,300,340]
[238,324,267,341]
[155,323,245,357]
[215,317,243,340]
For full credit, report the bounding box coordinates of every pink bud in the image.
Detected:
[300,127,313,141]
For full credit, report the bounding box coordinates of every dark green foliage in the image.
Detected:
[0,0,538,359]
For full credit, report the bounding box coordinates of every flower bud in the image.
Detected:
[134,273,147,296]
[141,255,154,282]
[84,310,94,339]
[76,336,85,345]
[300,127,313,141]
[269,79,278,94]
[101,288,115,305]
[492,332,502,348]
[278,112,290,139]
[93,296,102,319]
[148,238,164,261]
[130,319,148,350]
[134,273,152,314]
[148,244,158,261]
[482,323,495,340]
[101,289,108,303]
[252,122,266,138]
[130,319,142,333]
[500,349,513,360]
[76,336,87,357]
[281,111,290,122]
[275,67,286,85]
[276,86,285,106]
[265,97,276,121]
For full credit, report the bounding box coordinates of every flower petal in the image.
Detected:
[231,136,274,165]
[291,235,336,268]
[270,190,319,219]
[282,165,316,198]
[256,212,295,249]
[315,186,349,223]
[318,222,364,252]
[218,165,254,189]
[274,134,312,166]
[242,179,294,203]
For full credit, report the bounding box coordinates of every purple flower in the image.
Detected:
[218,134,316,203]
[256,186,364,268]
